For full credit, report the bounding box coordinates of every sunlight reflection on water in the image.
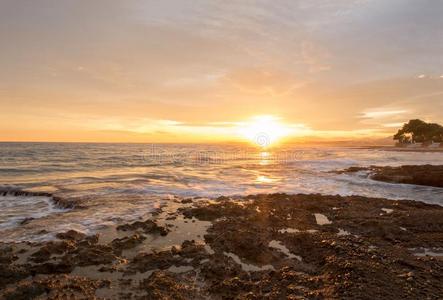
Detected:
[0,142,442,204]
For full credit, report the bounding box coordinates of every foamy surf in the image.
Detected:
[1,144,443,204]
[0,190,67,231]
[1,144,443,242]
[0,192,169,242]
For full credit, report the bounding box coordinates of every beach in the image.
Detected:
[2,0,443,298]
[1,144,443,299]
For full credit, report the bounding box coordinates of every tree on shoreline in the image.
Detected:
[394,119,443,144]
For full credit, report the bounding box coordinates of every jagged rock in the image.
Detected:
[137,271,201,300]
[117,220,169,236]
[111,234,146,254]
[337,165,443,188]
[56,230,86,241]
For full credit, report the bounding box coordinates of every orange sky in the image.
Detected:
[1,1,442,143]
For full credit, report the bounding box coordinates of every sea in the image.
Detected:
[1,142,442,242]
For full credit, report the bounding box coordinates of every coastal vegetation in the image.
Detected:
[393,119,443,144]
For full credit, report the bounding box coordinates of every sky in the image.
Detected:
[0,0,442,143]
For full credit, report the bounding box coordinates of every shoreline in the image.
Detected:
[361,145,443,152]
[1,193,442,299]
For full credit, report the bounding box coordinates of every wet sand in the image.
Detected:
[1,193,443,299]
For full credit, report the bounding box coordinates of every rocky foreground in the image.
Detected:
[338,164,443,188]
[1,193,443,299]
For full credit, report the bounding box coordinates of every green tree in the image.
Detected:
[394,119,443,144]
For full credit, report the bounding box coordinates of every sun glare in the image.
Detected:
[237,115,293,147]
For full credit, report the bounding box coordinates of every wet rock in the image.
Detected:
[0,281,46,300]
[111,234,146,254]
[1,193,443,299]
[56,229,86,241]
[151,207,163,216]
[30,261,75,274]
[0,274,107,300]
[371,165,443,188]
[175,240,206,257]
[51,196,79,209]
[128,250,184,273]
[30,240,77,263]
[335,166,368,174]
[0,264,30,289]
[182,201,250,221]
[19,217,34,225]
[0,246,18,264]
[181,193,443,299]
[117,219,169,236]
[127,240,209,274]
[79,234,100,246]
[98,265,118,273]
[64,244,119,266]
[138,271,201,300]
[0,189,52,197]
[338,165,443,188]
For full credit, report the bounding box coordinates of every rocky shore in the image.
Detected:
[1,193,443,299]
[338,165,443,188]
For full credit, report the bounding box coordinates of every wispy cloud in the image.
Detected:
[1,1,443,142]
[382,122,404,128]
[360,110,409,119]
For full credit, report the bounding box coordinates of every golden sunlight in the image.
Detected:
[237,115,293,147]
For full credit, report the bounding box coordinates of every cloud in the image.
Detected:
[382,122,404,128]
[222,67,307,97]
[360,109,409,119]
[301,41,332,73]
[1,1,443,141]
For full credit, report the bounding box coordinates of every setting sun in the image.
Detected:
[237,115,293,147]
[1,2,443,298]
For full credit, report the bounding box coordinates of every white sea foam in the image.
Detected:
[0,193,167,242]
[1,144,442,203]
[0,143,442,242]
[0,194,65,230]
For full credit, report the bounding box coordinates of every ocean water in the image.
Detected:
[1,142,442,241]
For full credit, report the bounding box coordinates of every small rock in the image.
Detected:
[56,230,86,241]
